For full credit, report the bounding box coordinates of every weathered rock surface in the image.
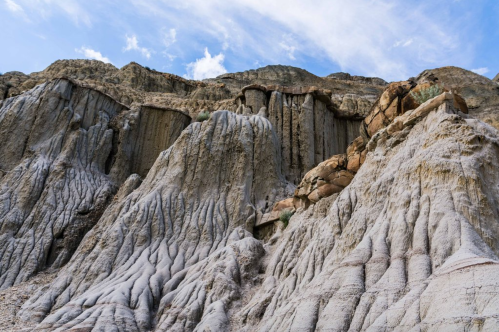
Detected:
[19,110,292,331]
[233,100,499,331]
[291,78,469,208]
[126,105,191,178]
[0,78,194,291]
[214,65,386,120]
[0,79,125,290]
[2,60,499,332]
[493,72,499,83]
[236,85,362,184]
[417,66,499,129]
[327,72,387,86]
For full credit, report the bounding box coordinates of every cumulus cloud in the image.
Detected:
[123,34,152,59]
[75,47,112,64]
[185,48,227,80]
[471,67,489,75]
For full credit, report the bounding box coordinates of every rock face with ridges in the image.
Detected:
[290,79,469,208]
[128,105,191,178]
[327,72,387,86]
[214,65,386,120]
[19,110,292,331]
[0,79,127,289]
[233,100,499,331]
[1,61,387,124]
[0,78,196,293]
[2,60,499,332]
[236,85,361,184]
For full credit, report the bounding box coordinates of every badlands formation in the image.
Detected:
[0,60,499,331]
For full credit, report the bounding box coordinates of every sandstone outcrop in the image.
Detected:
[417,66,499,129]
[236,85,362,184]
[2,60,499,331]
[1,61,389,128]
[291,80,469,208]
[232,99,499,331]
[327,72,387,86]
[213,65,386,120]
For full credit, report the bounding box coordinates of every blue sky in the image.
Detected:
[1,0,499,82]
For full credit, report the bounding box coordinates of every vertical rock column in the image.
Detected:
[130,105,192,178]
[239,85,342,184]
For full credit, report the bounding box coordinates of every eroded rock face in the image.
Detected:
[0,78,194,292]
[291,79,470,208]
[233,101,499,331]
[0,79,127,289]
[417,66,499,129]
[127,105,191,178]
[236,86,361,184]
[2,60,499,332]
[19,110,292,331]
[1,61,388,128]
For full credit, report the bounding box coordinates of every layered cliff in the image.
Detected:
[1,60,499,331]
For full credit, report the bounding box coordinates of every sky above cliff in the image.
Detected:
[1,0,498,82]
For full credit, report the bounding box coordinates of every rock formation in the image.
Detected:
[233,99,499,331]
[1,61,386,125]
[417,66,499,129]
[1,60,499,331]
[494,73,499,83]
[235,85,363,184]
[291,79,469,208]
[0,79,127,289]
[18,110,292,331]
[0,78,195,291]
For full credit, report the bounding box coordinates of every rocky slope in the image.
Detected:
[235,99,499,331]
[417,66,499,128]
[0,60,499,331]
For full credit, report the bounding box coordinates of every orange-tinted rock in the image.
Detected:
[367,111,390,137]
[384,97,399,121]
[294,153,354,207]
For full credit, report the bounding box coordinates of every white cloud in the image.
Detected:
[8,0,91,26]
[123,34,152,59]
[279,41,296,60]
[185,48,227,80]
[471,67,489,75]
[75,47,112,64]
[163,52,177,61]
[162,28,177,47]
[125,0,483,80]
[4,0,23,13]
[4,0,30,21]
[393,39,413,48]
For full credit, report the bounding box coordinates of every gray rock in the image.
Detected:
[233,102,499,331]
[19,110,293,331]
